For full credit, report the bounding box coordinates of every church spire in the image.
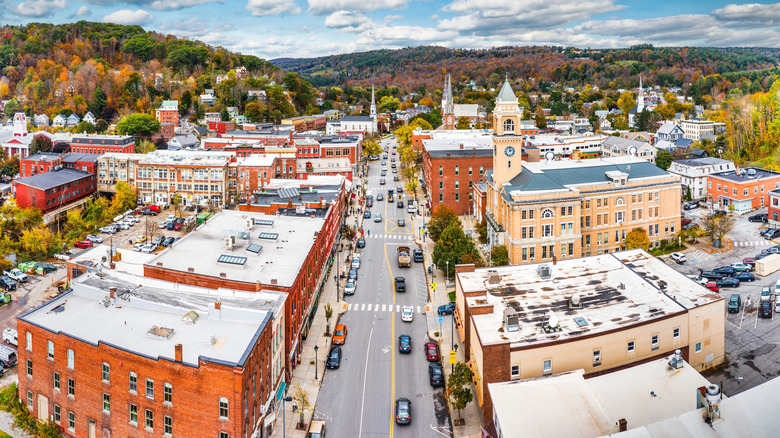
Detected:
[445,74,454,115]
[370,85,376,118]
[637,77,644,108]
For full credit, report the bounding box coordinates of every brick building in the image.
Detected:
[454,250,725,428]
[421,137,493,215]
[135,151,234,207]
[61,153,100,175]
[280,115,326,132]
[17,271,288,438]
[13,169,96,213]
[96,153,146,195]
[143,204,344,379]
[234,155,279,203]
[70,135,135,154]
[20,153,62,178]
[706,167,780,213]
[472,182,487,223]
[209,121,236,135]
[155,100,179,140]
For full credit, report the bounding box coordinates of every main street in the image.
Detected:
[315,137,451,437]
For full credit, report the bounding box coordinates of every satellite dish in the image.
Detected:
[548,311,559,327]
[545,151,555,161]
[628,146,638,156]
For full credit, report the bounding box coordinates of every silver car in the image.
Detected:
[344,280,356,295]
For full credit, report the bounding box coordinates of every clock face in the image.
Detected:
[504,146,516,157]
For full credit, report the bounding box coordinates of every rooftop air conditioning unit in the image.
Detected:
[224,235,236,250]
[246,219,253,230]
[538,264,552,280]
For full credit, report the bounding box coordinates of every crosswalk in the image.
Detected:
[363,233,415,240]
[346,303,425,314]
[734,240,777,247]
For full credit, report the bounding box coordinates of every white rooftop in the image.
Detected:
[69,245,158,276]
[139,150,233,166]
[522,156,652,174]
[524,133,607,147]
[460,250,721,346]
[236,155,276,167]
[423,129,492,140]
[20,271,286,367]
[148,210,326,287]
[489,357,713,438]
[422,137,493,152]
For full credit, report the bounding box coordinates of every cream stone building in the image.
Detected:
[453,250,725,428]
[484,79,682,265]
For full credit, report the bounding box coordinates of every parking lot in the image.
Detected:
[85,207,197,254]
[667,205,780,396]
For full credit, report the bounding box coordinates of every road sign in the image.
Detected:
[449,356,456,365]
[438,315,443,324]
[432,282,437,290]
[449,350,456,358]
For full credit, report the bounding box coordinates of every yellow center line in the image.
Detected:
[384,243,396,437]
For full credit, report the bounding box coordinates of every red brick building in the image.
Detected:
[706,167,780,213]
[234,155,279,202]
[769,189,780,223]
[209,121,236,135]
[60,153,100,175]
[155,100,179,140]
[281,115,326,132]
[13,169,96,213]
[17,272,286,438]
[70,135,135,154]
[421,137,493,215]
[19,153,61,178]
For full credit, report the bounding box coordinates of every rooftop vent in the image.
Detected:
[487,270,501,285]
[148,325,174,339]
[182,310,199,324]
[503,308,520,332]
[538,264,552,280]
[567,293,583,310]
[668,349,684,370]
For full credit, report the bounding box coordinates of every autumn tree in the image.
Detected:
[625,227,651,250]
[52,142,70,153]
[428,205,460,242]
[110,181,137,216]
[135,140,157,154]
[29,134,53,155]
[490,245,509,266]
[361,138,383,158]
[456,116,471,129]
[701,213,734,246]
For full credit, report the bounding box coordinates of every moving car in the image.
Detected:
[398,334,412,353]
[670,252,686,264]
[424,341,440,362]
[326,346,342,369]
[734,272,755,282]
[749,213,768,222]
[716,277,740,288]
[429,363,444,387]
[393,175,400,181]
[683,202,699,210]
[728,294,741,313]
[395,398,412,425]
[86,234,103,244]
[377,193,383,201]
[397,200,404,208]
[397,219,405,227]
[401,306,414,322]
[374,213,382,222]
[332,324,347,345]
[364,210,371,219]
[366,199,373,208]
[395,277,406,293]
[74,240,93,249]
[438,302,456,315]
[380,178,386,185]
[344,279,356,296]
[413,249,424,262]
[356,237,365,248]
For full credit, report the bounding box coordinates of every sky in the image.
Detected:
[5,0,780,60]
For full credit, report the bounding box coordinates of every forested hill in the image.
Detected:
[0,21,280,119]
[272,45,780,92]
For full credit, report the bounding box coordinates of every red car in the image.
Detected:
[173,222,182,231]
[705,282,720,292]
[424,341,440,362]
[681,217,693,226]
[743,257,757,267]
[74,240,93,249]
[148,204,161,213]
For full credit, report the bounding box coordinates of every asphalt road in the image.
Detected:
[315,137,451,437]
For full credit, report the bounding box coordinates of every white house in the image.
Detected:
[601,136,658,164]
[83,111,96,125]
[66,113,80,127]
[33,114,49,128]
[52,114,67,128]
[655,122,685,143]
[668,157,736,200]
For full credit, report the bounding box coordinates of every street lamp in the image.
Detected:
[314,345,319,380]
[451,305,455,372]
[281,395,293,438]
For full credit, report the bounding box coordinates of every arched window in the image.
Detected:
[503,119,515,133]
[616,197,625,206]
[541,208,554,219]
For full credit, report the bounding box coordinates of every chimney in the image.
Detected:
[109,287,116,299]
[552,256,557,265]
[460,143,464,149]
[618,419,627,432]
[219,272,226,278]
[214,301,221,310]
[271,278,278,285]
[174,344,182,362]
[188,267,194,272]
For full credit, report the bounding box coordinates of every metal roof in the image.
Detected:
[506,159,669,193]
[277,187,299,199]
[497,78,517,103]
[14,168,92,191]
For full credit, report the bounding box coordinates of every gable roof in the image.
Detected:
[602,136,653,152]
[657,122,682,135]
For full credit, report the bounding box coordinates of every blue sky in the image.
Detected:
[5,0,780,59]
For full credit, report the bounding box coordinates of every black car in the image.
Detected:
[713,266,736,276]
[429,363,444,387]
[167,220,176,230]
[760,301,773,318]
[699,270,723,280]
[397,200,404,208]
[749,213,768,223]
[396,186,403,193]
[413,249,424,262]
[161,236,176,247]
[398,334,411,354]
[326,346,342,369]
[762,246,780,255]
[756,253,770,260]
[395,277,406,293]
[713,210,728,217]
[717,277,740,288]
[357,237,366,248]
[0,276,16,291]
[734,272,755,282]
[766,229,780,240]
[683,202,699,210]
[366,199,374,207]
[395,398,411,425]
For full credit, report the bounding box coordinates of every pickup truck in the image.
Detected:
[397,246,411,268]
[2,269,27,283]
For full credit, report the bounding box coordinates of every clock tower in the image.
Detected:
[491,76,523,186]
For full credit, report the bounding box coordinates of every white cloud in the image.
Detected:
[71,5,90,17]
[149,0,216,11]
[573,14,718,43]
[357,24,458,47]
[102,9,153,25]
[245,0,300,16]
[14,0,66,17]
[308,0,407,16]
[712,3,780,25]
[325,10,371,31]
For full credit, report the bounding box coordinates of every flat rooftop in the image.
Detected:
[460,249,721,346]
[14,168,92,190]
[138,150,233,167]
[20,271,285,367]
[422,137,493,157]
[489,357,713,438]
[523,133,607,147]
[710,167,780,183]
[671,157,732,167]
[69,245,158,276]
[148,210,326,287]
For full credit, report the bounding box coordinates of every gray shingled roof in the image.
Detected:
[15,168,92,190]
[602,136,652,152]
[497,79,517,103]
[341,116,373,122]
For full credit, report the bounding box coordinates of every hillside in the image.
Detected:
[0,21,300,124]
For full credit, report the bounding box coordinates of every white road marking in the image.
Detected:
[381,304,386,312]
[358,326,375,438]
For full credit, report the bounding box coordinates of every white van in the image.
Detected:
[2,328,16,346]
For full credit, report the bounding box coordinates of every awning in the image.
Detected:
[275,382,287,401]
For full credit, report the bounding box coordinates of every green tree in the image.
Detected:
[684,185,692,201]
[221,107,230,121]
[491,245,509,266]
[3,99,19,118]
[135,140,157,154]
[475,219,487,243]
[625,227,651,250]
[379,95,400,113]
[456,116,471,130]
[535,108,547,129]
[433,222,479,278]
[95,118,109,134]
[244,101,264,122]
[447,362,474,421]
[72,121,95,134]
[29,134,53,155]
[428,205,460,242]
[180,90,192,116]
[656,150,671,170]
[117,114,160,138]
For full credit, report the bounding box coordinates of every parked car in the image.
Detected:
[161,237,175,247]
[332,324,347,345]
[401,306,414,322]
[352,256,361,270]
[670,252,686,264]
[761,246,780,255]
[0,276,16,291]
[135,236,147,243]
[705,282,719,292]
[132,243,145,252]
[74,240,93,249]
[728,294,742,313]
[755,253,770,260]
[2,328,17,346]
[374,213,382,222]
[438,302,456,315]
[357,237,365,248]
[366,199,373,207]
[766,229,780,240]
[398,334,412,353]
[326,346,342,369]
[395,398,412,425]
[699,270,723,280]
[734,272,755,282]
[115,222,130,230]
[99,226,116,234]
[395,277,406,293]
[760,228,776,238]
[717,277,740,288]
[713,266,736,276]
[743,257,757,267]
[167,221,176,230]
[154,235,165,246]
[429,363,444,387]
[761,286,772,302]
[2,269,27,283]
[344,279,356,296]
[775,299,780,313]
[681,217,693,226]
[713,210,728,216]
[159,220,170,229]
[683,202,699,210]
[85,234,103,244]
[141,243,157,253]
[364,211,371,219]
[749,213,768,223]
[731,262,753,272]
[425,342,440,362]
[760,301,773,318]
[0,345,17,368]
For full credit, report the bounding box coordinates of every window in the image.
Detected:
[593,349,601,364]
[164,383,172,404]
[54,372,60,391]
[164,416,172,435]
[26,390,32,408]
[53,405,60,424]
[455,193,460,201]
[439,166,443,177]
[25,332,31,352]
[219,433,229,438]
[68,411,75,431]
[541,209,554,219]
[651,334,659,350]
[103,393,111,412]
[130,404,138,423]
[616,197,625,206]
[615,211,624,223]
[674,327,680,338]
[733,188,737,195]
[542,224,552,237]
[511,365,520,378]
[469,167,473,175]
[503,119,515,132]
[627,341,635,352]
[744,188,748,196]
[67,378,74,396]
[145,410,154,430]
[455,166,459,176]
[26,359,32,377]
[219,398,229,419]
[439,193,443,202]
[439,181,443,190]
[695,342,702,353]
[67,349,74,370]
[102,363,110,383]
[47,340,54,360]
[146,379,154,399]
[542,359,552,375]
[129,373,137,393]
